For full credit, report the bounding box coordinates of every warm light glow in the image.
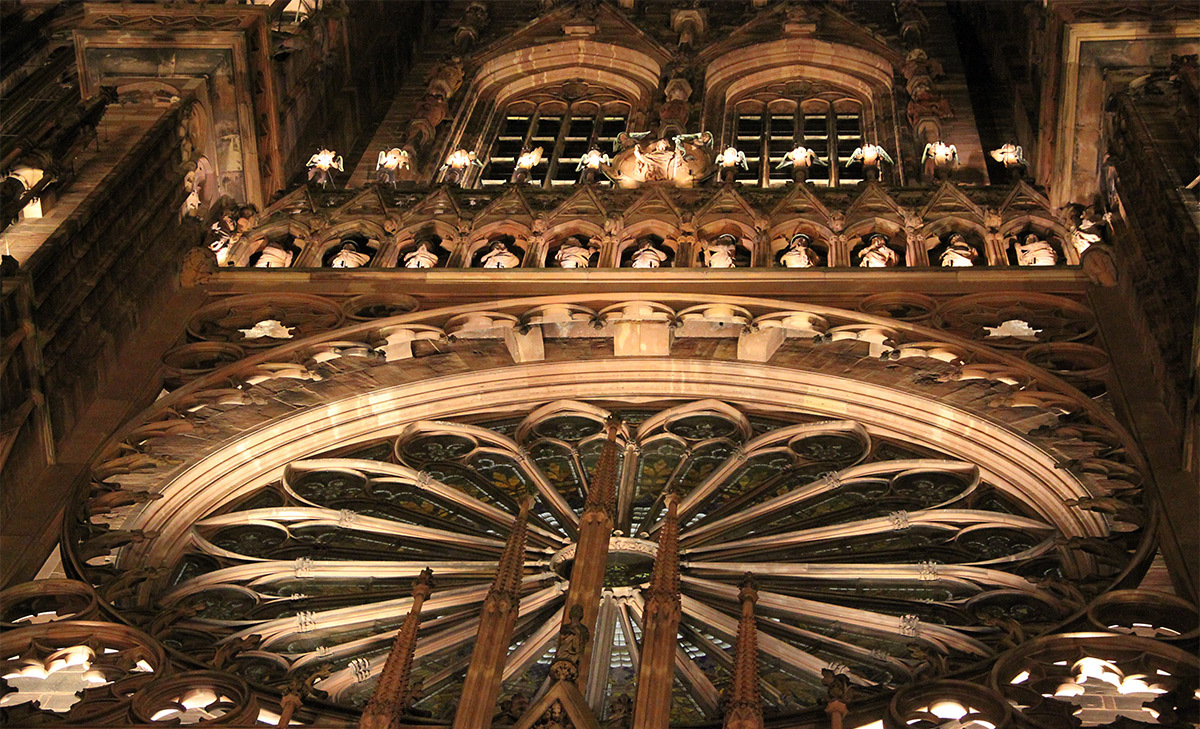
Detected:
[445,149,477,169]
[1054,682,1084,697]
[718,147,743,168]
[928,701,968,720]
[1073,657,1122,687]
[1010,670,1030,684]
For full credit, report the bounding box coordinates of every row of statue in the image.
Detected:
[235,231,1065,269]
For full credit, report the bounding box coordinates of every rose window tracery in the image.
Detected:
[85,398,1124,725]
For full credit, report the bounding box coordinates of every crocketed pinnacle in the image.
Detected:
[487,494,534,606]
[724,573,763,729]
[359,567,434,729]
[643,490,681,606]
[582,416,621,521]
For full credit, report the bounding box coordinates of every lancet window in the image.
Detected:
[479,98,629,188]
[732,93,866,187]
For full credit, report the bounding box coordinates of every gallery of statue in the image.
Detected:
[0,2,1196,729]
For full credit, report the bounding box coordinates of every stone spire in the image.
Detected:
[558,416,621,690]
[451,495,534,729]
[724,574,763,729]
[631,488,682,729]
[359,567,435,729]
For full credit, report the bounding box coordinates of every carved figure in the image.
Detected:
[848,144,894,168]
[480,240,520,269]
[403,241,439,269]
[554,236,596,268]
[922,141,958,167]
[857,234,898,268]
[550,604,590,681]
[515,146,544,171]
[306,148,343,189]
[425,56,464,99]
[1013,233,1058,266]
[608,130,714,188]
[603,694,633,729]
[990,143,1027,168]
[375,148,411,187]
[329,242,371,268]
[628,238,669,268]
[780,233,818,268]
[255,242,295,268]
[821,668,853,703]
[939,233,977,267]
[702,233,739,268]
[576,148,611,172]
[1065,204,1111,254]
[777,146,825,181]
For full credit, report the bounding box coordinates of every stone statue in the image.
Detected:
[255,241,295,268]
[1066,204,1111,255]
[329,241,371,268]
[848,144,894,168]
[403,241,439,269]
[480,240,520,269]
[780,233,818,268]
[938,233,976,267]
[554,236,596,268]
[702,233,739,268]
[306,148,343,189]
[550,604,590,681]
[375,148,411,187]
[857,234,898,268]
[1013,233,1058,266]
[607,130,714,188]
[493,693,530,727]
[990,143,1027,168]
[628,238,669,268]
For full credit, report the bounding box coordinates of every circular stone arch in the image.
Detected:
[114,357,1107,574]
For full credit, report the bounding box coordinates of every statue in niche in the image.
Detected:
[480,239,520,269]
[938,233,977,267]
[780,233,818,268]
[255,241,295,268]
[857,234,898,268]
[554,236,597,268]
[329,241,371,268]
[702,233,739,268]
[403,240,439,269]
[628,238,669,268]
[1012,233,1058,266]
[1065,204,1111,255]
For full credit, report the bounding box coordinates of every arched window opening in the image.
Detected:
[731,92,865,187]
[479,93,630,188]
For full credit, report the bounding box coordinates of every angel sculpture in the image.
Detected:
[989,143,1027,168]
[577,148,611,171]
[777,146,825,170]
[922,141,958,168]
[306,148,343,188]
[512,146,545,183]
[375,148,411,187]
[440,149,484,184]
[848,144,894,168]
[716,147,747,170]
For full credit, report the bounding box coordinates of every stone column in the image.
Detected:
[360,568,435,729]
[723,575,763,729]
[451,496,533,729]
[559,418,621,690]
[631,490,682,729]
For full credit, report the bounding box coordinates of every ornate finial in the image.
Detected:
[822,666,853,729]
[582,417,621,522]
[725,573,763,729]
[358,569,436,729]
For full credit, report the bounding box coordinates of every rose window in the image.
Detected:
[117,400,1098,723]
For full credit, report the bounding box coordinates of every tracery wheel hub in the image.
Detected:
[549,537,660,584]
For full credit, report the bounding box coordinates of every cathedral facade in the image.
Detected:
[0,2,1196,728]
